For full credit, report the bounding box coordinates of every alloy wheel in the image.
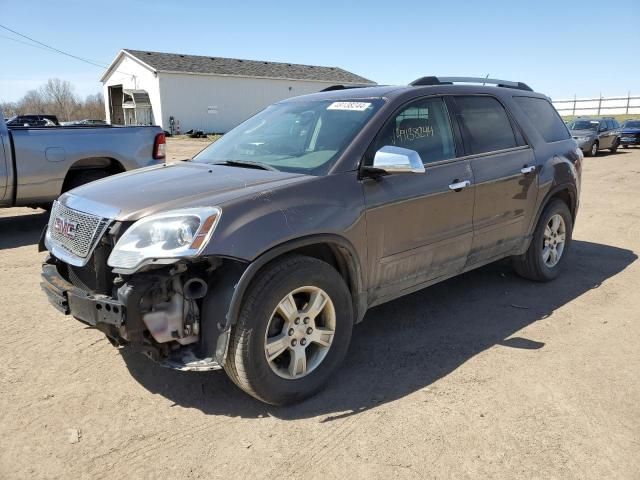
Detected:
[264,286,336,379]
[542,214,566,267]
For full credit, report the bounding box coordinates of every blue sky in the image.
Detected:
[1,0,639,102]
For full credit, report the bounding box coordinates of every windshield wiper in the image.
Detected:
[212,160,277,171]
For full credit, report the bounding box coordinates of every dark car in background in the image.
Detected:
[41,76,582,405]
[620,120,640,148]
[6,114,60,127]
[567,117,620,156]
[63,119,108,126]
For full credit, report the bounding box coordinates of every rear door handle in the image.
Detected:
[521,165,536,174]
[448,180,471,191]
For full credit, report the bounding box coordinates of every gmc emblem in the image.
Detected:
[53,217,79,240]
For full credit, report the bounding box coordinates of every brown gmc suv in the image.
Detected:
[41,76,582,405]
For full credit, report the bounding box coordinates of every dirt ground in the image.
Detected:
[1,139,639,479]
[164,136,215,161]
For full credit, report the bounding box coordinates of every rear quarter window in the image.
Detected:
[454,96,519,154]
[513,96,570,143]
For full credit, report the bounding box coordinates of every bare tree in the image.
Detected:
[19,89,47,115]
[40,78,78,121]
[2,79,106,122]
[80,92,105,119]
[0,101,19,117]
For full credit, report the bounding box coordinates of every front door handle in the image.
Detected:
[521,165,536,174]
[448,180,471,191]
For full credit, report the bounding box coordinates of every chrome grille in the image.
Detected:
[48,201,110,259]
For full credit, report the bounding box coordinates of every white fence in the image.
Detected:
[552,93,640,117]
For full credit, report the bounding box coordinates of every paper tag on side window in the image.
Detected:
[327,102,371,111]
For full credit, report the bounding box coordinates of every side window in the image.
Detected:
[513,96,571,143]
[372,97,456,164]
[454,96,518,154]
[599,121,608,132]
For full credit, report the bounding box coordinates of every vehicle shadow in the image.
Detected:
[121,240,637,420]
[0,210,48,250]
[592,149,631,158]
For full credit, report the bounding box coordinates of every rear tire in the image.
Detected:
[513,199,573,282]
[64,169,111,192]
[585,141,598,157]
[224,254,354,405]
[623,145,629,149]
[609,138,619,153]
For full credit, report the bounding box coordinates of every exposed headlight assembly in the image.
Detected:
[108,207,221,271]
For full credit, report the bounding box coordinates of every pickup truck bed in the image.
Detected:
[0,116,165,208]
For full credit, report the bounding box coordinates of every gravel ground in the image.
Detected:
[1,139,639,479]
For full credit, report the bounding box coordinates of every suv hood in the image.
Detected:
[62,161,309,221]
[621,127,640,134]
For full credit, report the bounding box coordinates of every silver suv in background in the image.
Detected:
[567,117,621,156]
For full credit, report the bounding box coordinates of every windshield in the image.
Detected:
[567,120,599,131]
[622,120,640,128]
[193,99,383,174]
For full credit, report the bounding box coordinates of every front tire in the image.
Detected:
[513,199,573,282]
[224,255,354,405]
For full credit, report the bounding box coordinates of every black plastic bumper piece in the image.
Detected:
[41,263,125,327]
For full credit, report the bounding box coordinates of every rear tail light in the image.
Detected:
[153,133,166,160]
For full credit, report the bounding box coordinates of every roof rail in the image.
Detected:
[409,76,533,92]
[320,84,371,92]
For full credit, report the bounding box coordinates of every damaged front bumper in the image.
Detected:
[40,259,225,371]
[41,263,124,326]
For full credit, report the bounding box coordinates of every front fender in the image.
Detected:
[203,171,367,264]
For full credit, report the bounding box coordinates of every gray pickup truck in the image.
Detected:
[0,112,165,209]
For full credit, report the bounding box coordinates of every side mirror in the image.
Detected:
[371,146,425,174]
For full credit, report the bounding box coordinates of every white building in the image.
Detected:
[100,49,374,133]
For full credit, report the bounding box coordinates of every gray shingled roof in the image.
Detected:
[124,49,374,84]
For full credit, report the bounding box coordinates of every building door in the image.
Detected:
[108,85,124,125]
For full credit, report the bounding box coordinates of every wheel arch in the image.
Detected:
[203,234,367,365]
[531,183,577,236]
[61,157,126,193]
[232,234,365,323]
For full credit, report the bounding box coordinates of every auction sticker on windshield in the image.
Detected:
[327,102,372,111]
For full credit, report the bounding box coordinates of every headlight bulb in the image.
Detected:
[176,221,195,246]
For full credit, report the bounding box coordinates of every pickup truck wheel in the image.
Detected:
[64,169,110,192]
[513,199,573,282]
[609,139,620,153]
[224,255,353,405]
